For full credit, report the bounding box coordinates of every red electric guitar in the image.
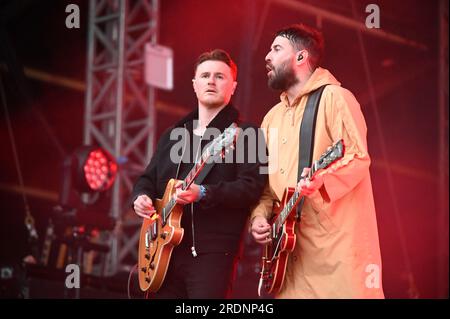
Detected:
[258,139,345,295]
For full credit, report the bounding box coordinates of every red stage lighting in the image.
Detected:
[73,146,117,193]
[55,145,118,230]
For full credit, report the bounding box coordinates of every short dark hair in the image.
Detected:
[275,24,324,70]
[195,49,238,80]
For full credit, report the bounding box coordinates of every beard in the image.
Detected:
[267,61,298,91]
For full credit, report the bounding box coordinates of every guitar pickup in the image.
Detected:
[145,232,150,247]
[151,221,158,240]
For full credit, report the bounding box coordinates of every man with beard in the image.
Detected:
[250,24,384,298]
[132,49,266,298]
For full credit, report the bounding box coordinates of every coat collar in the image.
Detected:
[173,103,240,132]
[279,67,341,107]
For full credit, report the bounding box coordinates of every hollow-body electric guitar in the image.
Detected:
[258,139,345,296]
[138,123,238,292]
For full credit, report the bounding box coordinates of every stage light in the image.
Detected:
[45,146,117,274]
[54,145,118,230]
[73,146,117,193]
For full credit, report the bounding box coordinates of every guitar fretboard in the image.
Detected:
[272,139,343,233]
[273,163,317,232]
[162,150,210,224]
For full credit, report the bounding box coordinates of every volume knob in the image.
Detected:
[160,231,169,239]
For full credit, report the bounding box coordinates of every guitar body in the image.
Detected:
[260,187,297,294]
[138,179,184,292]
[258,139,345,296]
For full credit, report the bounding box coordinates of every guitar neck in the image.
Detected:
[181,152,209,190]
[274,163,318,230]
[162,151,211,223]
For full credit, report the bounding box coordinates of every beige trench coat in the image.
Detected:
[252,67,384,298]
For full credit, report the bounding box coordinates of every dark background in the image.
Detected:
[0,0,448,298]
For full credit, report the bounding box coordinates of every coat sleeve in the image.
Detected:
[314,86,372,205]
[250,112,279,220]
[130,130,168,205]
[250,182,275,221]
[199,126,268,210]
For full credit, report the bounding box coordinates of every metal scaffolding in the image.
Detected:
[84,0,159,274]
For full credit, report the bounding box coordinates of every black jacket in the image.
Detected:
[131,104,267,254]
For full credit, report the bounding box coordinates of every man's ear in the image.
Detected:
[231,81,237,95]
[296,50,309,65]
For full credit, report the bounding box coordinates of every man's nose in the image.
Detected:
[265,52,271,63]
[207,77,216,84]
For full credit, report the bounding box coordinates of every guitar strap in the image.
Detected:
[295,85,328,221]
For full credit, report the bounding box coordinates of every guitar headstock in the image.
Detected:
[205,122,239,158]
[314,139,345,171]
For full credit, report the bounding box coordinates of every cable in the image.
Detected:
[0,71,39,254]
[127,263,138,299]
